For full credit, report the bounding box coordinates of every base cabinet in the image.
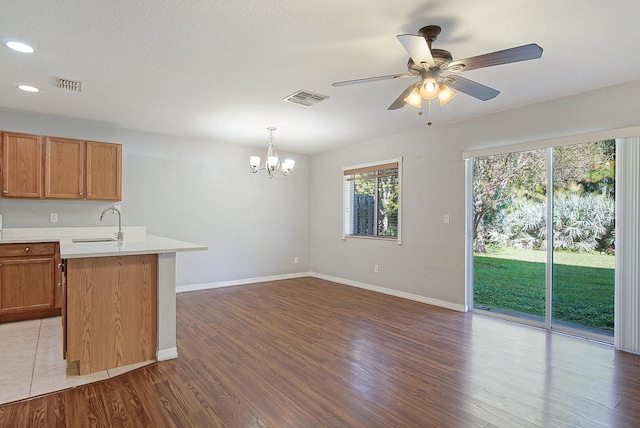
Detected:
[65,254,157,375]
[0,242,61,322]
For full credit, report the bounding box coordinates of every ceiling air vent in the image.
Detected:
[283,90,328,107]
[55,77,82,92]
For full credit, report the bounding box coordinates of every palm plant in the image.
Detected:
[486,193,614,253]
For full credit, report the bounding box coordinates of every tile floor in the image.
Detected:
[0,316,153,406]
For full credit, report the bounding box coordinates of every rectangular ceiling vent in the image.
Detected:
[283,90,328,107]
[55,77,82,92]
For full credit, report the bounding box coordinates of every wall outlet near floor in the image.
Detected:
[374,264,379,273]
[444,214,450,224]
[294,257,299,264]
[49,213,58,223]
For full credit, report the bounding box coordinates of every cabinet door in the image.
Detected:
[86,141,121,201]
[66,255,157,374]
[45,137,85,199]
[1,132,43,198]
[0,258,55,313]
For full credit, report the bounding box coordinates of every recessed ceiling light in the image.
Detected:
[18,84,40,93]
[5,40,35,53]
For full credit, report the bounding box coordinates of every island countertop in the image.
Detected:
[1,226,207,258]
[59,234,207,258]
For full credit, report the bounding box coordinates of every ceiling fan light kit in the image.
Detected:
[332,25,543,112]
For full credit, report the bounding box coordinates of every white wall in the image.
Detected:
[0,110,311,287]
[309,79,640,309]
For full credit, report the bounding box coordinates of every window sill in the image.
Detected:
[342,235,402,244]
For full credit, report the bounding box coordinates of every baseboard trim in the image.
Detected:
[177,271,466,312]
[176,272,313,293]
[157,347,178,361]
[309,273,467,312]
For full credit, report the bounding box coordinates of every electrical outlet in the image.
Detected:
[49,213,58,223]
[294,257,299,264]
[444,214,450,224]
[374,264,379,273]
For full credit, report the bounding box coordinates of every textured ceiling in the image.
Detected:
[1,1,640,154]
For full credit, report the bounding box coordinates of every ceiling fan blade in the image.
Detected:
[444,75,499,101]
[447,43,543,72]
[397,34,435,68]
[332,73,414,87]
[387,81,421,110]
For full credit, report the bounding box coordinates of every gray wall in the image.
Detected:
[0,110,311,287]
[309,79,640,308]
[2,78,639,306]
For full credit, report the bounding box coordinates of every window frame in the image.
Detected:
[342,157,403,245]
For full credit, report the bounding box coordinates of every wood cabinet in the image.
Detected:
[1,131,122,201]
[0,242,62,323]
[44,138,122,201]
[1,132,43,198]
[65,254,157,374]
[85,141,122,200]
[44,137,85,199]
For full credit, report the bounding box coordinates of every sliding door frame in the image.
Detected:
[465,134,629,343]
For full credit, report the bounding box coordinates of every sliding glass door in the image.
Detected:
[551,142,615,337]
[471,142,615,340]
[472,149,547,324]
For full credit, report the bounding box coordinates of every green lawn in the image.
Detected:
[474,246,614,331]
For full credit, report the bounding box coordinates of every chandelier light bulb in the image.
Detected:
[282,159,295,171]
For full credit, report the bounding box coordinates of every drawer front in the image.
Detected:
[0,243,56,257]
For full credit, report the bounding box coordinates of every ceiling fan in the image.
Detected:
[332,25,543,110]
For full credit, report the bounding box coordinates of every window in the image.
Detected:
[343,158,402,243]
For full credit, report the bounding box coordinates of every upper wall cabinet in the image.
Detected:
[1,131,122,201]
[1,132,43,198]
[85,141,122,201]
[45,137,85,199]
[44,138,122,200]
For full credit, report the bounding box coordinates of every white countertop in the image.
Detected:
[1,227,207,259]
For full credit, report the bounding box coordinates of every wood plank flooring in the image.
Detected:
[1,277,639,427]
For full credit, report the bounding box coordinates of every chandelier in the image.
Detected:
[249,127,295,178]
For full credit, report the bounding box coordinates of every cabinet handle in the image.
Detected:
[80,192,83,196]
[2,189,6,193]
[87,193,91,197]
[57,283,62,287]
[25,247,30,252]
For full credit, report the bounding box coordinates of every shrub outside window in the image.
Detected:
[343,158,402,244]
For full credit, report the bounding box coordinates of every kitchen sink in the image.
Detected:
[71,237,117,243]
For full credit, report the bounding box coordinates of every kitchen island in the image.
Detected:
[2,227,206,374]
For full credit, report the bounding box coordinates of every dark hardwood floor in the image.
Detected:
[1,277,639,427]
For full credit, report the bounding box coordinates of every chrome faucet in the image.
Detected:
[99,206,124,242]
